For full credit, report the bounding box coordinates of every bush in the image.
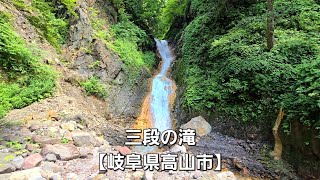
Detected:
[13,0,69,50]
[81,77,108,99]
[0,12,56,120]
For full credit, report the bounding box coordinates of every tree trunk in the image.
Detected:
[266,0,274,50]
[271,107,284,160]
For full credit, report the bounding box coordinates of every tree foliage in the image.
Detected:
[167,0,320,136]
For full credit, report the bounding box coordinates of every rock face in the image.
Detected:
[23,153,43,169]
[180,116,212,136]
[41,144,80,161]
[68,1,93,49]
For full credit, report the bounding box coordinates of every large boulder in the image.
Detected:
[22,153,43,170]
[71,131,98,147]
[41,144,80,161]
[180,116,212,136]
[32,135,60,147]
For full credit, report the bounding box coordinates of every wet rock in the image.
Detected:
[10,156,24,170]
[41,144,80,161]
[115,146,131,155]
[61,122,75,132]
[66,172,78,180]
[32,135,60,146]
[180,116,211,136]
[71,131,97,147]
[45,154,57,162]
[216,171,236,180]
[23,153,43,169]
[169,145,187,154]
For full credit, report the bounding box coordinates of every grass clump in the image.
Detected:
[81,77,108,99]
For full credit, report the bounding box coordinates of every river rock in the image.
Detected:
[10,156,24,170]
[63,131,73,141]
[132,171,144,180]
[29,124,41,132]
[200,171,219,180]
[23,153,43,169]
[2,167,44,179]
[41,144,80,161]
[45,153,57,162]
[32,135,60,146]
[71,131,97,147]
[3,134,22,143]
[66,172,78,180]
[26,143,39,152]
[180,116,211,136]
[0,164,15,174]
[79,147,93,158]
[144,171,153,180]
[61,122,75,132]
[115,146,131,155]
[216,171,236,180]
[47,127,59,136]
[169,145,187,154]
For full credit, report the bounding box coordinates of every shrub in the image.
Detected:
[0,12,56,121]
[24,0,68,50]
[81,77,108,99]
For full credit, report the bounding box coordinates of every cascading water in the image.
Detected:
[150,39,176,132]
[134,39,176,152]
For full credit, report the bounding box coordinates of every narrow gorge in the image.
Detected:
[0,0,319,179]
